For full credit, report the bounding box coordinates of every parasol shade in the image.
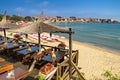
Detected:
[0,11,19,43]
[0,11,19,29]
[7,21,67,33]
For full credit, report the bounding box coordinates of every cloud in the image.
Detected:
[14,7,24,12]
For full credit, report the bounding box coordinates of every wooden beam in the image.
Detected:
[71,60,86,80]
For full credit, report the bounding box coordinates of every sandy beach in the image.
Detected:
[1,32,120,80]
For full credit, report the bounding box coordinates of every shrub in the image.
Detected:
[102,70,120,80]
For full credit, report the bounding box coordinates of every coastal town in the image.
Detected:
[43,16,120,23]
[0,14,119,26]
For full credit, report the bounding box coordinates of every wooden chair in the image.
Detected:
[22,51,45,64]
[22,54,31,64]
[0,63,14,74]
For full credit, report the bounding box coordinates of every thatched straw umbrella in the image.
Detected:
[0,11,19,43]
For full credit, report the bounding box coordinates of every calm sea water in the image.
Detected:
[54,22,120,53]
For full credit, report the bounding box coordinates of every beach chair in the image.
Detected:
[0,63,14,74]
[22,53,31,64]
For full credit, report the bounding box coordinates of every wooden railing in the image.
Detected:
[56,50,86,80]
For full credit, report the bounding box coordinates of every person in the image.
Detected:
[27,44,31,52]
[58,42,66,49]
[13,40,17,46]
[51,48,56,61]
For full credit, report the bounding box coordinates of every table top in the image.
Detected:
[17,46,39,55]
[3,42,26,50]
[4,43,19,49]
[41,51,63,62]
[0,39,12,44]
[0,67,29,80]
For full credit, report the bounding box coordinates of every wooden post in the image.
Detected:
[57,63,60,80]
[3,29,7,43]
[25,34,28,39]
[76,50,79,66]
[38,32,41,52]
[69,28,72,78]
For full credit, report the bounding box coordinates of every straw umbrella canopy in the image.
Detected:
[7,21,66,33]
[0,11,19,43]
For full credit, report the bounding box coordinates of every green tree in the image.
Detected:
[0,14,3,21]
[6,15,11,20]
[10,15,23,21]
[24,16,32,21]
[70,16,76,20]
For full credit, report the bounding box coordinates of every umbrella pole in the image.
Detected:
[69,28,72,78]
[24,34,27,44]
[29,32,41,72]
[3,29,7,43]
[38,32,41,52]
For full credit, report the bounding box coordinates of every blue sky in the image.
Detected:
[0,0,120,20]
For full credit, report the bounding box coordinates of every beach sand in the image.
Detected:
[1,32,120,80]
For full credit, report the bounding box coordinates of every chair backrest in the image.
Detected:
[0,63,14,74]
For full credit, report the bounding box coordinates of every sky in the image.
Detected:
[0,0,120,20]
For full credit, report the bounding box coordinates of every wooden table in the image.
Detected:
[0,67,29,80]
[16,46,39,55]
[0,39,12,44]
[41,51,65,64]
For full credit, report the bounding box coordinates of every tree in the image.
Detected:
[0,14,3,21]
[10,15,23,21]
[70,16,76,20]
[24,16,32,21]
[56,16,62,18]
[6,15,11,20]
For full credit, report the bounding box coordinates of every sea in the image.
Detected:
[54,22,120,53]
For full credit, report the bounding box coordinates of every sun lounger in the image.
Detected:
[0,63,14,74]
